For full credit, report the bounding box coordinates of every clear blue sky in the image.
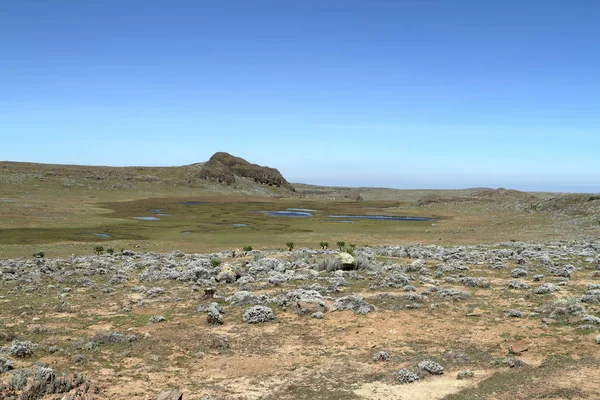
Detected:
[1,0,599,192]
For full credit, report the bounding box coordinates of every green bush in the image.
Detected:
[33,251,45,259]
[210,258,222,267]
[286,241,294,251]
[344,246,355,256]
[336,241,345,251]
[319,242,328,250]
[243,245,253,252]
[106,248,114,255]
[94,245,104,255]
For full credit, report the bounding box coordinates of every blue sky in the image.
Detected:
[1,0,599,192]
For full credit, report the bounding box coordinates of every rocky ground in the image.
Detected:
[2,240,600,399]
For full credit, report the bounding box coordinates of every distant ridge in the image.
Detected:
[199,152,295,191]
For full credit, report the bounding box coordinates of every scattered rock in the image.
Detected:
[534,283,560,294]
[418,360,444,375]
[373,351,391,362]
[336,252,356,269]
[206,303,224,325]
[393,368,420,384]
[457,370,474,379]
[295,301,327,316]
[243,306,275,324]
[334,295,375,315]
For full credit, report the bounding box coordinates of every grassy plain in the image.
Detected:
[2,161,597,258]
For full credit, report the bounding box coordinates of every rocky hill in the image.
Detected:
[0,152,296,195]
[199,152,295,191]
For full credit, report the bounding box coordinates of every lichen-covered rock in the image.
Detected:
[227,291,269,306]
[534,283,560,294]
[243,306,275,324]
[393,368,420,384]
[583,314,600,324]
[418,360,444,375]
[146,287,166,297]
[206,302,224,325]
[0,340,35,358]
[437,289,471,300]
[457,370,474,379]
[267,271,288,285]
[460,276,490,288]
[506,357,525,368]
[215,264,239,283]
[148,315,166,324]
[334,295,375,315]
[507,310,524,318]
[382,271,411,287]
[336,252,355,269]
[507,280,530,289]
[91,332,137,345]
[511,268,528,278]
[0,357,14,373]
[373,351,391,362]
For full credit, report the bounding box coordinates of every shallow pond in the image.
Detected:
[93,233,111,238]
[267,211,313,217]
[232,223,248,227]
[133,217,160,221]
[327,215,436,221]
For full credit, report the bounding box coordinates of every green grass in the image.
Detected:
[1,159,598,259]
[0,193,443,257]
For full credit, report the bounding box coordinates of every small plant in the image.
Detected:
[33,251,45,259]
[243,245,253,252]
[344,246,355,256]
[336,241,345,251]
[210,258,222,267]
[94,245,104,255]
[286,241,294,251]
[319,242,328,249]
[106,248,114,255]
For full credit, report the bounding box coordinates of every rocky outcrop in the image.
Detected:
[200,152,295,191]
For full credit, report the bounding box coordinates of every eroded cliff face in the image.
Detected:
[200,152,295,191]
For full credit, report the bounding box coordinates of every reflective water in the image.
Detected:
[93,233,111,238]
[327,215,436,221]
[267,211,313,217]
